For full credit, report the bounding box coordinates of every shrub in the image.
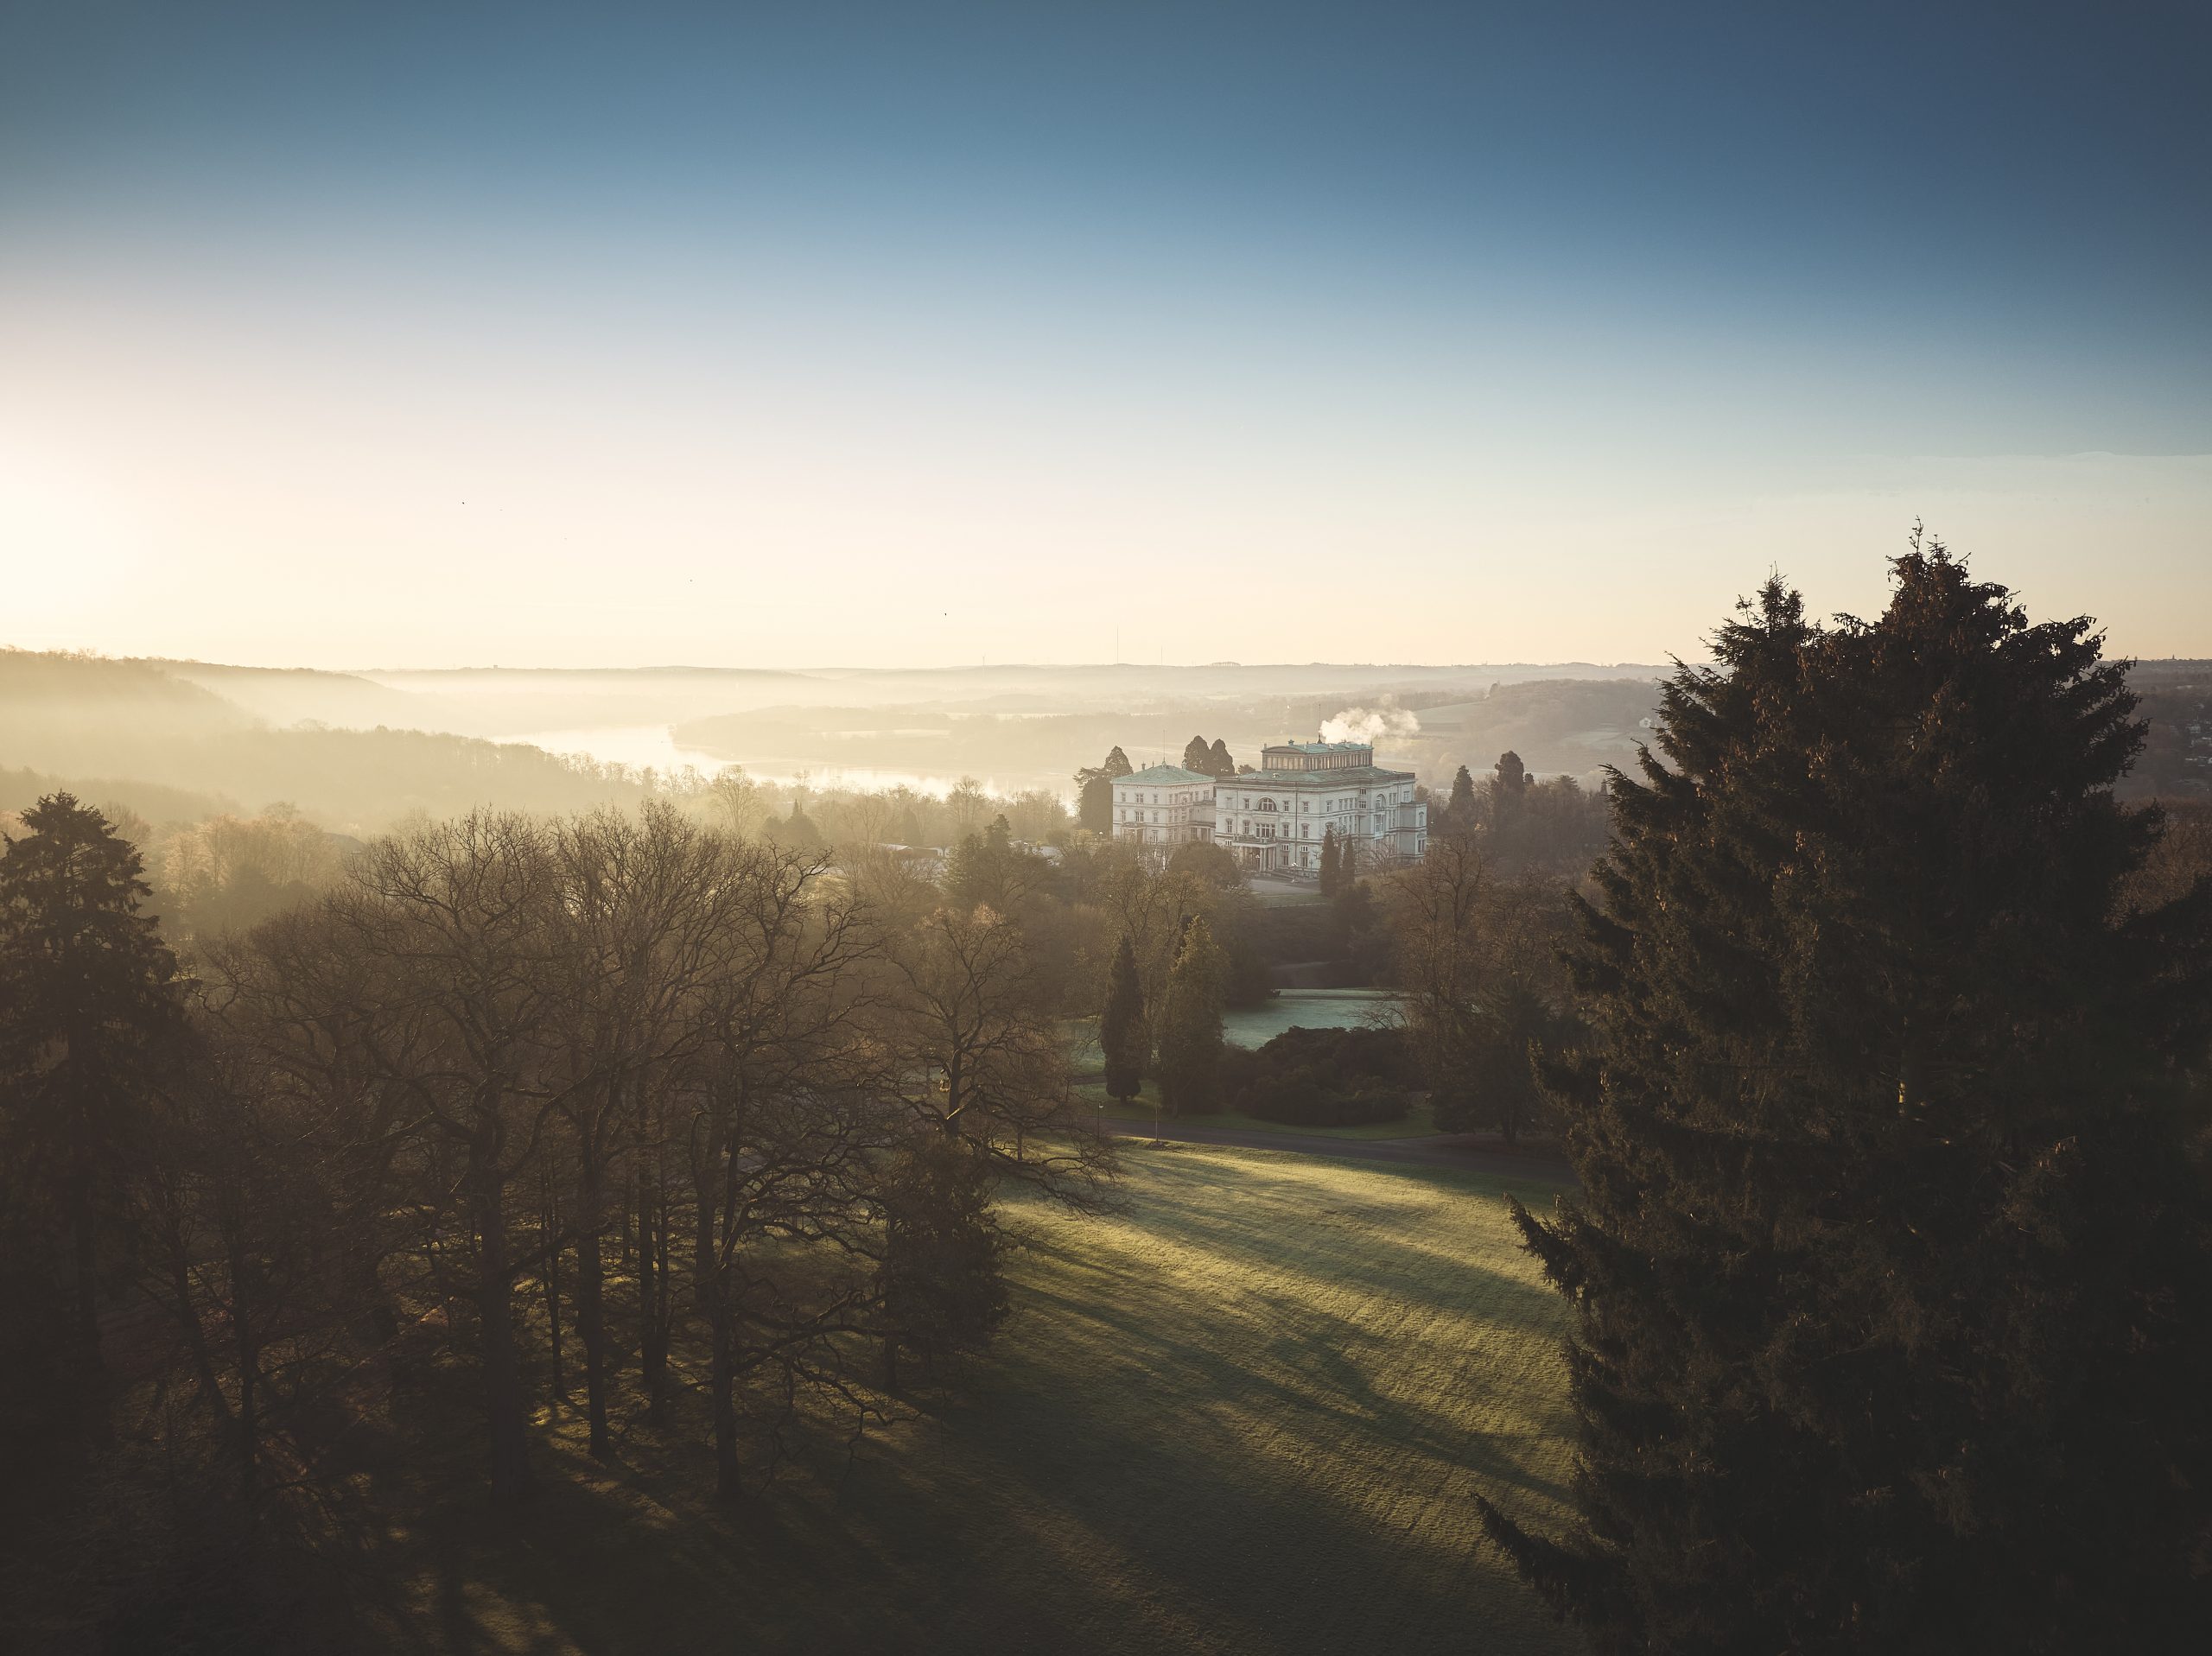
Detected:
[1220,1025,1413,1126]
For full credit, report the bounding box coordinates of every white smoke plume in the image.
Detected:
[1320,699,1421,745]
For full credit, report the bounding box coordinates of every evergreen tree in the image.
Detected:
[1075,746,1135,834]
[1493,750,1529,795]
[0,794,185,1395]
[1446,763,1477,831]
[1208,738,1235,778]
[945,814,1043,912]
[1477,543,2212,1653]
[1154,916,1227,1117]
[765,802,825,852]
[1182,735,1213,772]
[1319,826,1341,895]
[1099,935,1147,1106]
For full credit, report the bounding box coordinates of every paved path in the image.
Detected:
[1096,1114,1573,1183]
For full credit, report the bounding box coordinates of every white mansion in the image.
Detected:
[1110,739,1427,872]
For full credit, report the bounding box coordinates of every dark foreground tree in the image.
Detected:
[0,794,185,1412]
[1477,540,2212,1652]
[1099,934,1147,1106]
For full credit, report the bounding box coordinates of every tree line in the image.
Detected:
[0,797,1113,1628]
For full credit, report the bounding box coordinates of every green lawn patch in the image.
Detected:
[368,1145,1580,1654]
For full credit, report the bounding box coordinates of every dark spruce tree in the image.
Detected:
[1182,734,1213,773]
[1207,737,1236,778]
[1100,934,1147,1106]
[1075,746,1135,834]
[1319,826,1341,896]
[0,794,186,1409]
[1476,541,2212,1652]
[1446,763,1476,832]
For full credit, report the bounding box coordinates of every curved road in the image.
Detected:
[1096,1114,1573,1183]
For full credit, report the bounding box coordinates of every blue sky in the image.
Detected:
[3,2,2207,666]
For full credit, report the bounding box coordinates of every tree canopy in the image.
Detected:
[1478,541,2212,1653]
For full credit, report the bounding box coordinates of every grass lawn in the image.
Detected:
[375,1145,1581,1655]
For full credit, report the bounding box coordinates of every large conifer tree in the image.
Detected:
[1478,542,2212,1652]
[1154,917,1227,1116]
[1446,763,1477,832]
[0,794,185,1393]
[1099,934,1147,1106]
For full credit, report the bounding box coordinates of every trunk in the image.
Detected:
[473,1162,534,1502]
[621,1161,638,1266]
[233,1284,259,1507]
[70,1159,103,1371]
[541,1177,565,1408]
[353,1251,400,1348]
[639,1164,671,1427]
[693,1114,741,1501]
[575,1154,610,1457]
[162,1217,233,1431]
[711,1298,741,1501]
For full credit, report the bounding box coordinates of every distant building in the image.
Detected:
[1109,740,1426,872]
[1110,764,1216,851]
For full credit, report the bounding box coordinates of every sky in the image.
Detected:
[3,1,2208,669]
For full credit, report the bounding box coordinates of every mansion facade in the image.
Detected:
[1109,739,1427,872]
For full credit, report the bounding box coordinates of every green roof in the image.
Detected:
[1119,764,1213,784]
[1232,764,1416,786]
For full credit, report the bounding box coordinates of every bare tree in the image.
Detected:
[1389,839,1573,1143]
[689,841,888,1500]
[318,813,574,1501]
[543,803,733,1458]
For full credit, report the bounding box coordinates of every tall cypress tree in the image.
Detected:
[1208,738,1235,779]
[1477,543,2212,1652]
[1446,764,1477,831]
[1099,935,1147,1107]
[1182,735,1213,772]
[1154,916,1227,1117]
[0,795,185,1396]
[1319,827,1340,895]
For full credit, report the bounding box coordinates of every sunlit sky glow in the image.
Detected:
[3,2,2208,669]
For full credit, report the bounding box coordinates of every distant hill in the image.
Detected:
[153,660,426,730]
[1392,677,1665,786]
[0,650,655,833]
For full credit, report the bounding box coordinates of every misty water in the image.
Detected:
[510,726,1023,799]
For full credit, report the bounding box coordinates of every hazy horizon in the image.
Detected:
[6,3,2209,669]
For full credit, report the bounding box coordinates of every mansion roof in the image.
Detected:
[1234,764,1415,787]
[1116,764,1214,785]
